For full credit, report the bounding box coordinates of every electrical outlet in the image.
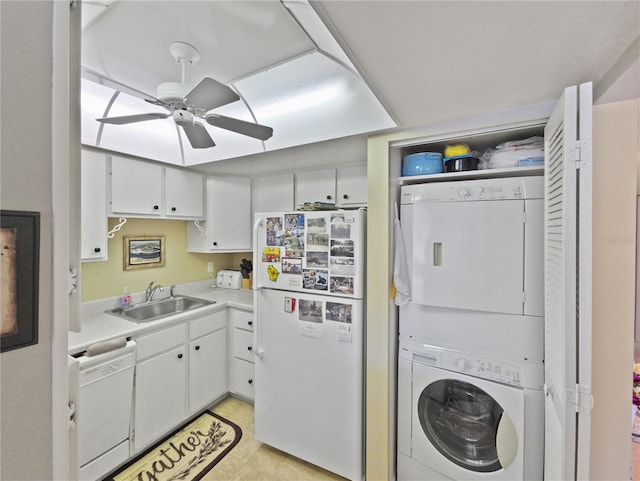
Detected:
[207,261,215,273]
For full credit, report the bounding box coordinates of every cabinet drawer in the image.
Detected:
[190,310,226,340]
[135,324,186,361]
[230,309,254,332]
[233,329,254,362]
[233,358,255,400]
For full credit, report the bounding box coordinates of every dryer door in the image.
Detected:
[411,363,525,480]
[410,199,525,314]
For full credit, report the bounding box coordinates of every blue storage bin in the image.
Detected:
[402,152,443,176]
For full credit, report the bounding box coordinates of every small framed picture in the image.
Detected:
[124,236,165,270]
[1,210,40,352]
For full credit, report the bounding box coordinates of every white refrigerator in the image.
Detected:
[252,209,365,481]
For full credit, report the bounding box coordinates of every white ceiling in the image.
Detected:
[80,0,396,166]
[81,0,640,171]
[312,0,640,128]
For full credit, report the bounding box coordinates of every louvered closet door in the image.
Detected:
[544,82,592,481]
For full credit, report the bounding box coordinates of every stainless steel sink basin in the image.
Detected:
[106,295,215,323]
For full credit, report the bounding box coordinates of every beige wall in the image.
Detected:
[81,217,250,300]
[590,98,639,479]
[0,1,54,479]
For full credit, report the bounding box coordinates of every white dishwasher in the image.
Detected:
[77,340,135,481]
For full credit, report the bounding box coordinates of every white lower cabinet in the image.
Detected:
[233,358,255,400]
[229,308,255,400]
[132,310,227,452]
[133,342,187,451]
[189,313,227,413]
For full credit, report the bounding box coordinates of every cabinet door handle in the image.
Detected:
[247,346,252,351]
[171,207,177,212]
[177,353,183,359]
[343,194,348,199]
[153,205,159,210]
[195,345,200,351]
[326,195,332,200]
[212,241,218,246]
[248,321,253,326]
[248,379,253,384]
[94,247,101,253]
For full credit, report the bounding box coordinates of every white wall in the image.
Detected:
[590,98,639,479]
[0,1,55,479]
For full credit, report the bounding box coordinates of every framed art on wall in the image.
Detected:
[124,235,165,270]
[0,210,40,352]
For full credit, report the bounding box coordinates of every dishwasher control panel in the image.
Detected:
[77,341,136,385]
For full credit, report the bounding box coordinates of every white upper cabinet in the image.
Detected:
[187,176,252,252]
[295,168,337,207]
[81,149,108,262]
[109,155,204,219]
[111,155,163,216]
[252,172,294,213]
[295,165,367,209]
[337,164,367,206]
[165,168,204,218]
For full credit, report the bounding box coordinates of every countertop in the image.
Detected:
[69,282,253,355]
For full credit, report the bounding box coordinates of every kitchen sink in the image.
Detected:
[106,296,215,323]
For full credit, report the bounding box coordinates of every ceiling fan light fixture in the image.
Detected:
[173,109,194,126]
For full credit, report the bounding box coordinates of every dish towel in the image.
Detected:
[392,202,410,306]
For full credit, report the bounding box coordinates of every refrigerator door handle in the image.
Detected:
[252,289,264,359]
[253,216,265,359]
[252,216,264,291]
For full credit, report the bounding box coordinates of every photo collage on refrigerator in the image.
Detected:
[261,212,357,340]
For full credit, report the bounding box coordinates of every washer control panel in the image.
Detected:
[409,340,529,388]
[442,350,524,387]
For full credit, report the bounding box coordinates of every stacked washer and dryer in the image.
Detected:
[397,176,545,481]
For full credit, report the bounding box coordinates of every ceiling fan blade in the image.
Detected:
[185,77,240,111]
[145,97,170,108]
[181,121,215,149]
[96,112,170,125]
[204,114,273,141]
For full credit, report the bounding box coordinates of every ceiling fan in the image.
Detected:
[96,42,273,149]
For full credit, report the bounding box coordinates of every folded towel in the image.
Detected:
[392,203,410,306]
[85,337,127,357]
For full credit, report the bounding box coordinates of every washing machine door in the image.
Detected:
[411,363,524,480]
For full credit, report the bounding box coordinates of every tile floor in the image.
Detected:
[205,396,348,481]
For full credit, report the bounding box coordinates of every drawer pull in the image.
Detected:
[177,353,183,359]
[248,321,253,326]
[247,346,252,351]
[195,345,200,351]
[248,379,253,384]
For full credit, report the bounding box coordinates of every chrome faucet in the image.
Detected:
[145,281,164,302]
[170,284,176,298]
